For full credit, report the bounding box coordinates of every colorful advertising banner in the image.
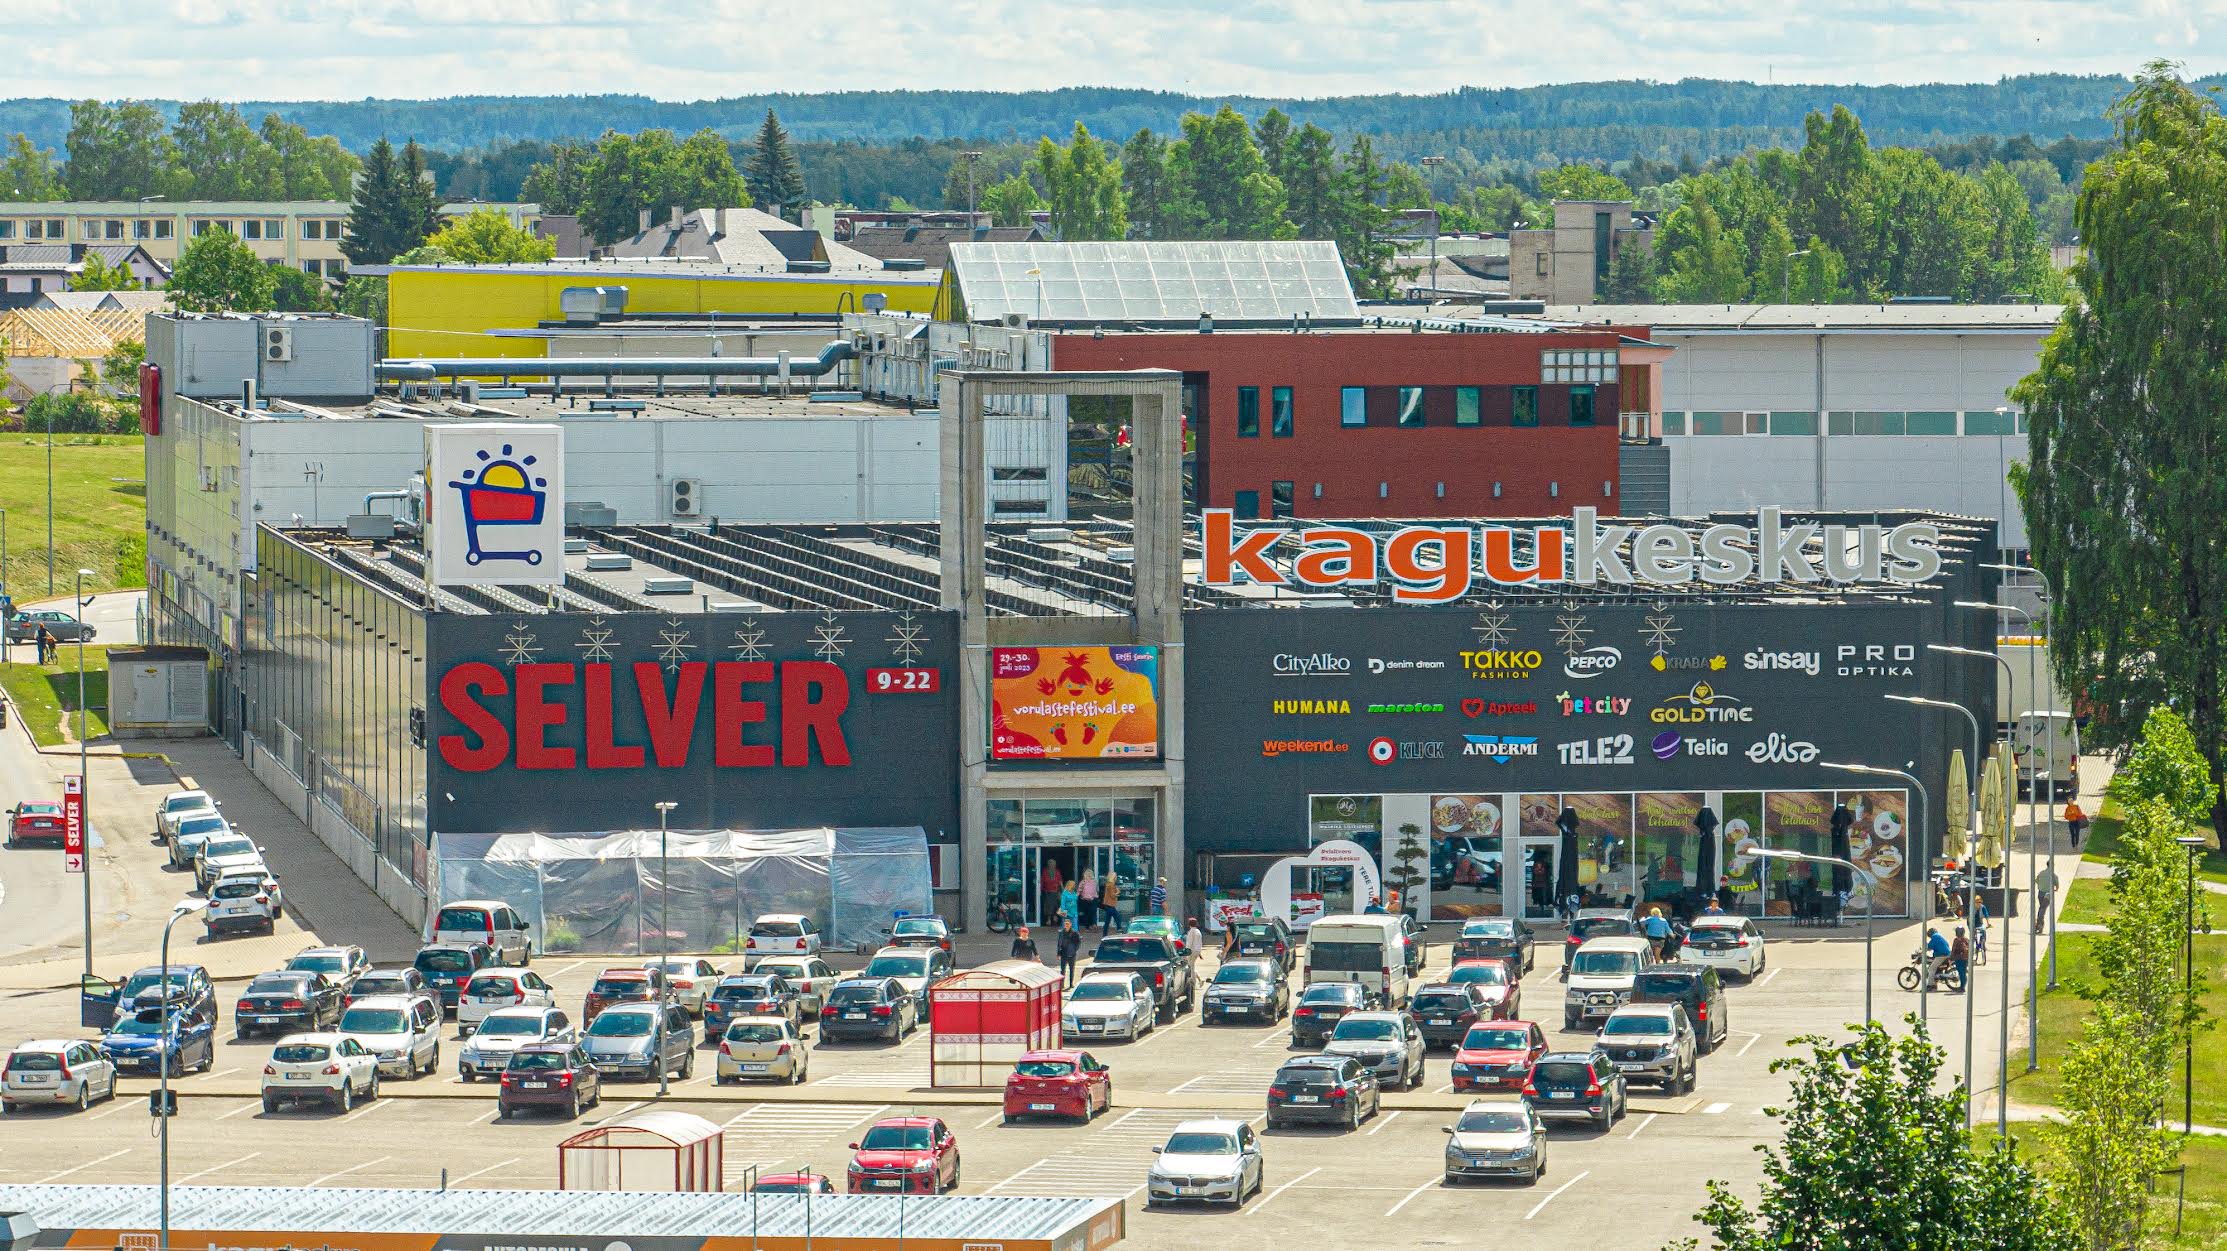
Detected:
[1841,789,1910,913]
[990,646,1160,762]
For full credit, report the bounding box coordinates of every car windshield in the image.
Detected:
[1573,917,1632,939]
[1214,964,1269,984]
[717,979,777,998]
[863,954,927,979]
[589,1011,654,1036]
[111,1013,172,1037]
[246,974,305,993]
[1094,937,1171,962]
[178,817,227,837]
[751,920,804,937]
[1451,964,1509,985]
[163,795,210,813]
[291,955,346,974]
[507,1050,568,1072]
[9,1052,63,1071]
[476,1015,543,1037]
[756,961,809,979]
[1463,920,1516,938]
[1068,981,1131,1001]
[828,984,884,1005]
[1533,1060,1595,1084]
[1016,1059,1076,1077]
[1606,1014,1675,1036]
[466,974,517,994]
[1163,1132,1237,1155]
[212,881,263,900]
[1463,1026,1532,1050]
[649,960,696,975]
[1235,924,1280,941]
[1635,973,1699,998]
[203,837,255,858]
[724,1022,784,1043]
[354,974,406,994]
[437,908,491,930]
[1688,923,1743,943]
[1128,918,1177,935]
[859,1124,931,1151]
[1572,950,1640,976]
[1299,985,1356,1005]
[417,950,476,974]
[18,803,61,816]
[893,919,941,936]
[1456,1109,1529,1133]
[1413,992,1473,1013]
[272,1044,329,1063]
[591,976,646,995]
[1331,1018,1398,1042]
[340,1008,407,1033]
[122,970,189,995]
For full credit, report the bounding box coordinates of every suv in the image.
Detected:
[583,966,661,1022]
[111,964,217,1026]
[1597,1003,1699,1094]
[1562,936,1651,1030]
[414,943,495,1013]
[1629,963,1729,1053]
[460,1006,575,1081]
[167,813,232,869]
[1089,934,1196,1018]
[1562,910,1636,965]
[336,993,443,1078]
[819,977,917,1042]
[1408,982,1495,1050]
[432,900,533,966]
[1265,1054,1380,1131]
[1291,982,1371,1047]
[859,946,953,1017]
[261,1034,379,1113]
[287,945,372,995]
[1229,918,1296,974]
[1452,917,1535,974]
[499,1042,602,1119]
[1323,1010,1426,1091]
[1523,1047,1628,1130]
[1202,958,1287,1024]
[204,872,283,936]
[1451,1019,1550,1094]
[6,609,93,643]
[191,833,268,893]
[847,1116,961,1195]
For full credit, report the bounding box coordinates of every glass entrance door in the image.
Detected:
[1519,840,1560,921]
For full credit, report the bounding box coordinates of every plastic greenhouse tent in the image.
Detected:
[432,826,932,955]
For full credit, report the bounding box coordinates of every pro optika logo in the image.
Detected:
[1563,645,1622,679]
[1463,734,1541,760]
[1836,643,1917,677]
[1274,652,1351,677]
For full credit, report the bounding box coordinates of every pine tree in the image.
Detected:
[1253,108,1293,185]
[1163,105,1289,241]
[1598,240,1657,303]
[1120,129,1170,240]
[1335,135,1399,297]
[340,138,400,267]
[1280,124,1341,241]
[746,109,807,218]
[1033,123,1126,241]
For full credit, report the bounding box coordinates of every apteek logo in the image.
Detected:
[1564,645,1622,680]
[1463,734,1541,760]
[1462,698,1538,718]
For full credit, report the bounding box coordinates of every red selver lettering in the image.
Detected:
[713,661,776,767]
[437,663,509,772]
[582,663,646,769]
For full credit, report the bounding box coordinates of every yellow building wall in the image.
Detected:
[385,269,942,360]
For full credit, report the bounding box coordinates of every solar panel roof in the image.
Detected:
[948,241,1359,323]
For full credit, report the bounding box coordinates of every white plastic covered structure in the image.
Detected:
[558,1109,724,1192]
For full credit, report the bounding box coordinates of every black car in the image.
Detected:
[414,942,495,1013]
[818,977,917,1043]
[233,971,343,1038]
[1230,918,1295,973]
[706,973,800,1038]
[1452,917,1536,974]
[1291,982,1370,1047]
[1523,1047,1628,1131]
[1628,963,1728,1053]
[1265,1054,1381,1130]
[1561,911,1636,972]
[1407,982,1494,1050]
[1202,959,1287,1024]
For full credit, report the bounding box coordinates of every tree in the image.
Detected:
[171,101,281,200]
[342,138,438,266]
[1120,129,1171,239]
[1335,135,1399,297]
[1598,239,1657,302]
[1253,108,1293,185]
[744,109,805,217]
[2039,1003,2181,1251]
[1789,105,1875,268]
[62,100,176,200]
[1671,1020,2074,1251]
[97,339,144,399]
[336,274,388,324]
[24,391,110,435]
[167,229,276,312]
[1383,162,1432,211]
[1033,123,1126,242]
[520,140,594,215]
[1280,124,1341,241]
[2107,706,2219,828]
[1656,186,1749,302]
[978,174,1043,227]
[2012,65,2227,839]
[2091,797,2211,1072]
[575,128,747,245]
[268,264,333,313]
[259,115,358,200]
[423,208,556,264]
[1162,105,1290,241]
[1388,823,1427,906]
[68,251,137,292]
[0,134,64,200]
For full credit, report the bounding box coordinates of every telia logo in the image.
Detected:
[1651,731,1682,760]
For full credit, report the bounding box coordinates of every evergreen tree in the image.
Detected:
[1383,161,1432,211]
[1253,108,1293,185]
[745,109,806,217]
[1280,123,1342,241]
[1120,129,1171,240]
[341,138,435,266]
[0,134,64,201]
[1598,240,1657,302]
[1033,123,1126,241]
[1336,135,1399,297]
[396,140,441,247]
[1163,105,1289,241]
[167,228,277,312]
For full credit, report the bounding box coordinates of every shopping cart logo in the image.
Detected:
[450,443,550,567]
[426,424,565,588]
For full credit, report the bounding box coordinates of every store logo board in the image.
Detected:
[62,774,84,874]
[426,424,565,587]
[990,646,1160,761]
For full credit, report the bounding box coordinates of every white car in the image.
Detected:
[2,1039,116,1113]
[155,790,218,843]
[1679,916,1767,980]
[1442,1098,1547,1184]
[458,1006,575,1081]
[168,813,231,869]
[204,871,283,936]
[193,834,268,892]
[1146,1118,1265,1208]
[457,969,558,1032]
[261,1032,380,1112]
[644,958,721,1016]
[336,994,442,1078]
[746,914,823,960]
[1060,973,1157,1042]
[751,955,841,1015]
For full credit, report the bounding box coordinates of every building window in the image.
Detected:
[105,220,123,240]
[1906,411,1957,436]
[1340,386,1367,427]
[1593,211,1613,280]
[1542,349,1616,384]
[1963,409,2018,435]
[1236,386,1260,438]
[192,220,210,237]
[243,219,264,240]
[1397,386,1425,427]
[1512,385,1538,428]
[153,219,172,239]
[1660,411,1686,435]
[265,218,284,239]
[25,219,47,239]
[81,217,101,237]
[133,219,150,239]
[303,220,322,240]
[1768,411,1817,436]
[0,221,14,240]
[1688,412,1731,435]
[1535,253,1549,276]
[1233,489,1260,519]
[1271,386,1293,438]
[1454,386,1480,427]
[302,260,322,276]
[1270,481,1294,517]
[45,219,62,238]
[327,219,346,237]
[1568,385,1596,426]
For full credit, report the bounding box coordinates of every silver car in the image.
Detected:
[1597,1003,1699,1094]
[155,790,218,843]
[582,1003,694,1081]
[1443,1099,1547,1184]
[193,834,268,892]
[168,813,230,869]
[336,993,442,1078]
[1060,973,1157,1042]
[1322,1011,1427,1090]
[2,1040,116,1113]
[1146,1119,1265,1208]
[458,1006,575,1081]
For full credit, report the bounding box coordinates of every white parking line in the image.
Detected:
[1248,1165,1321,1214]
[1625,1112,1657,1139]
[87,1101,132,1121]
[445,1157,518,1187]
[1736,1032,1763,1057]
[309,1157,387,1186]
[1252,1028,1294,1050]
[38,1149,129,1183]
[1756,967,1781,989]
[1366,1110,1403,1136]
[973,1109,1007,1129]
[546,959,588,977]
[1702,1101,1731,1115]
[205,1067,239,1080]
[1383,1177,1439,1217]
[1524,1168,1589,1219]
[179,1152,260,1183]
[1432,1082,1454,1094]
[217,1100,261,1120]
[342,1096,395,1123]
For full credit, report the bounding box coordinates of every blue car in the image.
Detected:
[413,942,494,1013]
[101,1005,217,1076]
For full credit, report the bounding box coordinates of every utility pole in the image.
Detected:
[654,799,678,1097]
[961,151,984,226]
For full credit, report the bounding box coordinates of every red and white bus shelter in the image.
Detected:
[927,959,1064,1087]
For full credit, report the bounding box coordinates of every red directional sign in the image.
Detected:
[62,774,84,874]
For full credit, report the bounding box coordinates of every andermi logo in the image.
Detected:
[1273,699,1349,715]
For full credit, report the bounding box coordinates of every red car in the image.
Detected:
[1445,957,1521,1019]
[6,801,65,849]
[1002,1049,1112,1124]
[583,967,661,1022]
[847,1116,962,1194]
[752,1172,836,1194]
[1451,1019,1550,1093]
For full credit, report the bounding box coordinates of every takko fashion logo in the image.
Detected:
[1197,507,1946,601]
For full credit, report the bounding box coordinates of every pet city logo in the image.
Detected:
[1366,737,1445,765]
[1650,730,1730,760]
[1650,652,1728,672]
[1368,702,1446,714]
[1563,645,1622,680]
[1272,699,1350,715]
[1463,734,1541,760]
[1745,732,1821,764]
[449,442,550,568]
[1462,698,1538,718]
[1836,643,1918,677]
[1274,652,1352,677]
[1459,649,1544,680]
[1368,658,1450,674]
[1743,649,1821,676]
[1556,691,1630,717]
[1649,681,1755,724]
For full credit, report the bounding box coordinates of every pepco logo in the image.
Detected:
[1563,645,1621,679]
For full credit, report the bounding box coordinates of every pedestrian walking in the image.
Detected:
[1641,905,1672,960]
[1951,926,1971,992]
[1009,925,1040,963]
[1056,920,1082,985]
[1059,878,1080,928]
[1099,870,1120,934]
[1970,897,1990,963]
[2033,865,2058,933]
[1185,917,1204,962]
[2064,800,2088,850]
[35,625,54,665]
[1077,872,1099,930]
[1041,860,1063,928]
[1148,876,1168,916]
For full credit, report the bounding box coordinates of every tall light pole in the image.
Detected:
[959,151,984,226]
[76,566,95,976]
[1783,248,1811,304]
[1820,761,1927,1028]
[654,799,678,1098]
[1983,561,2064,992]
[160,897,208,1251]
[1961,596,2046,1073]
[1754,847,1875,1025]
[1419,155,1447,297]
[2175,834,2205,1134]
[1884,691,1981,1032]
[1929,640,2016,1134]
[46,412,55,593]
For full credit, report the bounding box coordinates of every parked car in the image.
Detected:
[582,966,661,1022]
[261,1033,379,1113]
[112,964,216,1026]
[154,790,219,843]
[6,609,93,643]
[1563,936,1651,1030]
[751,1173,835,1194]
[859,946,954,1017]
[714,1016,809,1084]
[431,899,533,966]
[497,1042,601,1119]
[203,871,283,936]
[1433,834,1504,894]
[1061,972,1158,1042]
[1201,957,1287,1024]
[1522,1047,1629,1131]
[459,1006,574,1081]
[336,994,443,1078]
[818,977,917,1043]
[1001,1050,1110,1124]
[1291,981,1371,1047]
[1598,1003,1700,1094]
[3,1040,116,1113]
[287,945,372,996]
[745,913,823,961]
[1443,957,1521,1020]
[1629,963,1729,1053]
[1395,912,1429,978]
[1442,1098,1548,1184]
[1323,1010,1426,1091]
[1126,915,1186,947]
[1451,1020,1550,1094]
[1562,910,1637,967]
[6,801,66,849]
[644,957,721,1016]
[1089,934,1195,1018]
[1452,917,1536,974]
[1407,982,1497,1050]
[347,967,429,1006]
[413,943,495,1014]
[167,813,231,869]
[101,1003,215,1076]
[1265,1054,1380,1131]
[192,834,268,893]
[847,1116,961,1194]
[888,915,953,952]
[749,956,840,1016]
[457,969,557,1033]
[234,971,342,1039]
[1228,917,1296,974]
[1679,915,1768,981]
[1145,1118,1264,1208]
[581,1002,694,1080]
[705,973,799,1038]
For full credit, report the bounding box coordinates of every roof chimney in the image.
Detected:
[639,208,652,234]
[670,205,684,228]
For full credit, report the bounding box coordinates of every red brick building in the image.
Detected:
[1051,326,1656,519]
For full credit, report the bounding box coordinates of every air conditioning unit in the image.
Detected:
[262,325,293,363]
[669,477,701,517]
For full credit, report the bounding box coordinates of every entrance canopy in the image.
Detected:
[559,1109,723,1192]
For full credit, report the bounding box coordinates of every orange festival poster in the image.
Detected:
[990,646,1161,761]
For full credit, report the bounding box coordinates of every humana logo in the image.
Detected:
[1274,699,1349,714]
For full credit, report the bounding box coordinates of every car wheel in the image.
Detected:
[1347,1105,1360,1131]
[369,1073,382,1100]
[262,1093,278,1114]
[500,1104,514,1120]
[336,1082,353,1113]
[460,1067,474,1083]
[1592,1106,1610,1131]
[567,1094,580,1118]
[74,1084,89,1112]
[680,1051,694,1079]
[1564,1012,1578,1031]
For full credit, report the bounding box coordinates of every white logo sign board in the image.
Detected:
[425,424,565,588]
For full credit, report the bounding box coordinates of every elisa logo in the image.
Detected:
[1746,732,1821,764]
[1463,734,1541,760]
[1563,645,1622,679]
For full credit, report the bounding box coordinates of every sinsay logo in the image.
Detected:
[1743,649,1821,676]
[1564,645,1621,679]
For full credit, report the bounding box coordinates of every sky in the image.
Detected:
[7,0,2224,99]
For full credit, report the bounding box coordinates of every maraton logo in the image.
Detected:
[1563,645,1622,679]
[1651,653,1728,672]
[1558,734,1635,765]
[1263,738,1349,758]
[1743,649,1821,676]
[1460,649,1544,680]
[1556,691,1630,716]
[1463,734,1541,760]
[1746,732,1821,764]
[1273,652,1352,677]
[1652,730,1730,759]
[1649,681,1754,724]
[1368,658,1450,674]
[1836,643,1917,677]
[1272,699,1349,715]
[1367,702,1446,714]
[1462,698,1538,718]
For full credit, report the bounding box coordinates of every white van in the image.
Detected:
[1302,915,1412,1008]
[433,900,533,967]
[2012,711,2079,798]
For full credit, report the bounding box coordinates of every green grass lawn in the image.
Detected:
[2082,798,2226,885]
[0,642,114,746]
[2008,929,2227,1133]
[2058,876,2114,927]
[0,434,146,598]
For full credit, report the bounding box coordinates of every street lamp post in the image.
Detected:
[1419,155,1447,296]
[1753,847,1875,1024]
[2175,834,2205,1134]
[959,151,984,226]
[1783,249,1811,303]
[654,799,678,1097]
[1820,761,1928,1028]
[76,566,95,976]
[1883,692,1982,1032]
[1961,597,2048,1074]
[160,897,208,1251]
[1929,640,2017,1134]
[1981,562,2067,991]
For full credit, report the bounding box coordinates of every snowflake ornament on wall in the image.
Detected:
[1471,604,1514,651]
[1641,610,1682,659]
[730,617,768,663]
[500,620,542,666]
[575,614,615,663]
[810,610,850,661]
[654,617,696,672]
[1552,611,1592,657]
[885,611,928,666]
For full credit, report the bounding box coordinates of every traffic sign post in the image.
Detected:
[62,774,85,874]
